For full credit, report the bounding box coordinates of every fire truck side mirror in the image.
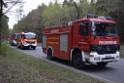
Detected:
[68,21,74,26]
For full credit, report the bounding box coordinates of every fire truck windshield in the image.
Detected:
[91,21,118,37]
[23,34,36,39]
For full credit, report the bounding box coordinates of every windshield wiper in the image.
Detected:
[107,33,118,37]
[96,33,107,36]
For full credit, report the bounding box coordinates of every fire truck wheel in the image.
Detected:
[21,44,24,49]
[72,52,83,69]
[17,44,21,48]
[47,49,53,60]
[17,46,20,48]
[97,62,108,67]
[32,47,36,50]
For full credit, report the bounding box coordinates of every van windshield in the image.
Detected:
[24,34,36,39]
[91,21,118,37]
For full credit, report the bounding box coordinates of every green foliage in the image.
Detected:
[120,44,124,58]
[43,2,60,27]
[95,0,109,16]
[1,15,9,38]
[80,0,90,17]
[1,41,8,56]
[60,3,77,25]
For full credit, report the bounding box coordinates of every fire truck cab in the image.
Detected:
[17,32,37,50]
[42,15,120,68]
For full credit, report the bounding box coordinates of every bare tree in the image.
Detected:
[0,0,6,55]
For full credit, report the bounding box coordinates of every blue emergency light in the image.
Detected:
[105,16,112,20]
[86,14,93,18]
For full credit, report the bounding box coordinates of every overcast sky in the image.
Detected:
[7,0,63,29]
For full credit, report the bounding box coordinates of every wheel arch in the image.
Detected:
[70,48,82,61]
[47,46,54,57]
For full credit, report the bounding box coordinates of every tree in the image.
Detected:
[43,2,61,27]
[80,0,90,17]
[0,0,23,55]
[13,4,46,42]
[15,4,24,21]
[1,15,9,38]
[0,0,7,55]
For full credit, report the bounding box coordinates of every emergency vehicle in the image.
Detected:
[42,15,120,68]
[17,32,37,50]
[9,33,18,46]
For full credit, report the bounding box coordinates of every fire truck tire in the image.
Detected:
[47,49,53,60]
[32,47,36,50]
[20,44,24,49]
[17,46,20,48]
[72,52,83,69]
[17,44,21,48]
[97,62,108,67]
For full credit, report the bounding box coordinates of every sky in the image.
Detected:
[7,0,63,29]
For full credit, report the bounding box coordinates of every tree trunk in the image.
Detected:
[0,0,3,55]
[74,2,80,19]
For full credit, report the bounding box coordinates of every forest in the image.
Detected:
[2,0,124,43]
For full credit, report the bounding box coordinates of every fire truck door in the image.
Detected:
[74,21,89,51]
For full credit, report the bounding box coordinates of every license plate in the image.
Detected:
[106,55,112,58]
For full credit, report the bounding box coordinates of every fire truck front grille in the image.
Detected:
[102,57,115,60]
[96,45,117,54]
[26,41,35,44]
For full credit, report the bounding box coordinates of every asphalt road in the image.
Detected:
[11,46,124,83]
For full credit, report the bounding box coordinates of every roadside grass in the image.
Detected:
[0,43,105,83]
[1,41,8,56]
[120,44,124,58]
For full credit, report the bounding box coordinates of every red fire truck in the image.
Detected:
[17,32,37,50]
[42,15,120,68]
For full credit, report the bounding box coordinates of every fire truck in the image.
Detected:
[9,33,18,46]
[42,15,120,68]
[17,32,37,50]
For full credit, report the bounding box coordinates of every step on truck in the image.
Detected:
[42,15,120,68]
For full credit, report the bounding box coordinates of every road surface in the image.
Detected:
[11,46,124,83]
